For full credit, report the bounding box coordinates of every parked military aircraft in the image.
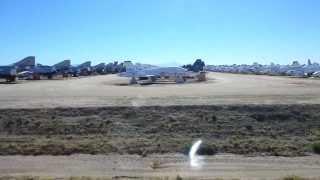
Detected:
[53,60,71,75]
[92,63,106,74]
[13,56,36,72]
[0,56,35,82]
[120,63,194,84]
[16,58,72,80]
[70,61,92,77]
[0,66,16,82]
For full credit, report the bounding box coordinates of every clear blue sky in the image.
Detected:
[1,0,320,66]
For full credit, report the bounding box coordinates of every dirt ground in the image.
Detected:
[2,154,320,179]
[1,73,320,179]
[1,73,320,108]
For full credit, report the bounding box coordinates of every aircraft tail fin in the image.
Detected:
[53,60,71,71]
[13,56,35,67]
[13,56,36,72]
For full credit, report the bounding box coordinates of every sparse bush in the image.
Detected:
[181,143,217,155]
[269,113,292,121]
[250,114,266,122]
[181,144,191,155]
[175,175,183,180]
[245,125,253,131]
[197,144,217,155]
[211,115,217,122]
[282,175,307,180]
[312,142,320,154]
[150,160,162,169]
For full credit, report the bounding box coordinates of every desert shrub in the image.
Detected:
[175,175,183,180]
[312,142,320,154]
[250,114,266,122]
[150,160,162,169]
[181,143,217,155]
[269,113,292,121]
[197,144,217,155]
[245,125,253,131]
[251,112,293,122]
[181,144,191,155]
[282,175,307,180]
[211,115,217,122]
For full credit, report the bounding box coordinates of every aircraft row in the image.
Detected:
[205,60,320,78]
[0,56,125,82]
[0,56,206,84]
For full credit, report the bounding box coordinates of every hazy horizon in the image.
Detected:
[1,0,320,66]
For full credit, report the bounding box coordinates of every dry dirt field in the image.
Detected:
[1,73,320,179]
[2,154,320,179]
[1,72,320,108]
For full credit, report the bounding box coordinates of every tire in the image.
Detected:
[6,76,16,82]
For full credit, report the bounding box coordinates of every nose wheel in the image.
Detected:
[6,76,16,82]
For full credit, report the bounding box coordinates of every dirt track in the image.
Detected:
[2,154,320,179]
[1,73,320,108]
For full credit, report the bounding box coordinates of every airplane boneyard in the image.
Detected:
[1,57,110,81]
[1,57,207,84]
[3,57,92,80]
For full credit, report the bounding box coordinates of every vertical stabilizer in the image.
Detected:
[53,60,71,71]
[13,56,36,72]
[78,61,91,69]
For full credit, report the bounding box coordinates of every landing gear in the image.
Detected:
[47,74,53,79]
[130,77,137,84]
[197,71,207,81]
[32,74,41,80]
[175,76,185,83]
[150,76,157,82]
[62,72,69,78]
[6,76,16,82]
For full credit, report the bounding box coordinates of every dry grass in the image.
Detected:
[1,176,320,180]
[312,142,320,154]
[150,160,162,170]
[0,105,320,156]
[0,176,192,180]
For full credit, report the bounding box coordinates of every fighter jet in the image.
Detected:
[92,63,106,74]
[119,63,192,84]
[53,60,71,74]
[69,61,92,77]
[0,66,16,82]
[0,56,35,82]
[16,57,72,80]
[13,56,36,72]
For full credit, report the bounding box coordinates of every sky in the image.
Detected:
[1,0,320,66]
